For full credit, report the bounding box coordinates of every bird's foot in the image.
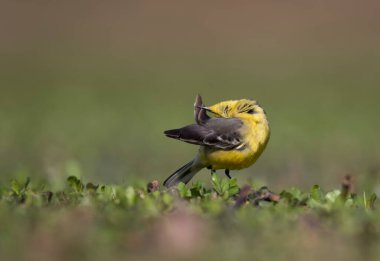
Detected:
[225,169,232,179]
[207,166,216,176]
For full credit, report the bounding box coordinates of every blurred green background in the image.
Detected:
[1,0,380,191]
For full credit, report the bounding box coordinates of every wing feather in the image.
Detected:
[164,118,244,150]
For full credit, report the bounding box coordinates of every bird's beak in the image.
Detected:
[195,105,211,112]
[201,106,212,112]
[196,106,221,117]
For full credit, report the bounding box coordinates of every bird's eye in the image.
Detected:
[247,109,255,114]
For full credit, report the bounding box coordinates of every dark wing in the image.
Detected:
[164,124,210,145]
[194,94,210,125]
[164,118,243,150]
[203,118,243,149]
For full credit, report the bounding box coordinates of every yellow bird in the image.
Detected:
[163,95,270,187]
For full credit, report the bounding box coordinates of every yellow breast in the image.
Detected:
[199,118,270,170]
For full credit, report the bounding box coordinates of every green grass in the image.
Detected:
[0,174,379,261]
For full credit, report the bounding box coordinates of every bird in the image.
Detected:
[163,95,270,188]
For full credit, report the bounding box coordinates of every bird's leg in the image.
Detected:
[207,166,216,176]
[225,169,232,179]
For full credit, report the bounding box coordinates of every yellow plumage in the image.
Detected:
[199,100,270,169]
[163,96,270,187]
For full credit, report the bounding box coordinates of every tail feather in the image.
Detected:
[163,159,203,188]
[164,129,180,139]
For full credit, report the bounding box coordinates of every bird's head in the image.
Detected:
[203,100,237,118]
[204,99,267,123]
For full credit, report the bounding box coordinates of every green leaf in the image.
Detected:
[365,192,377,209]
[289,187,302,200]
[369,193,377,205]
[310,185,323,202]
[23,177,30,191]
[125,186,136,206]
[11,180,21,195]
[279,189,305,206]
[86,182,99,192]
[308,198,325,209]
[190,181,205,197]
[67,176,84,192]
[228,178,239,197]
[211,175,240,200]
[211,174,222,194]
[178,182,191,198]
[220,179,229,197]
[325,190,341,203]
[162,192,173,206]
